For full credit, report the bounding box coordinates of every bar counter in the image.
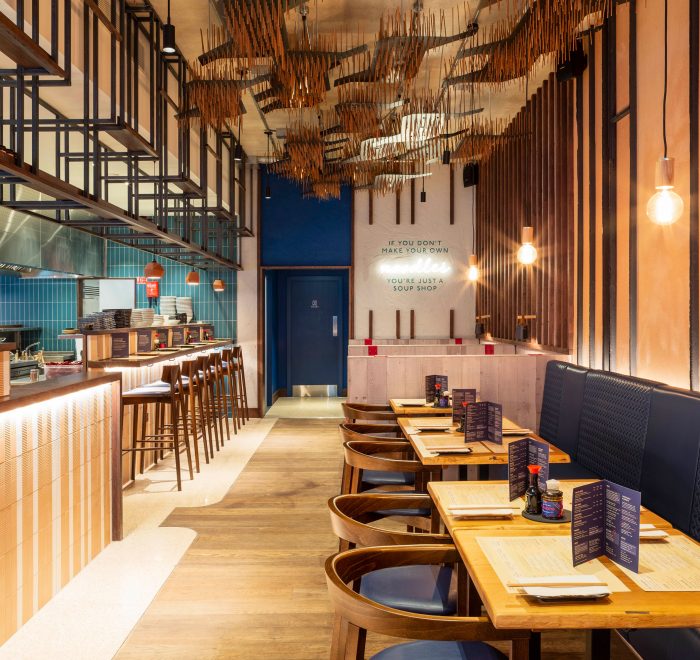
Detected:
[0,371,122,644]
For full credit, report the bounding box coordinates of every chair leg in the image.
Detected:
[178,400,194,481]
[227,371,240,433]
[330,615,347,660]
[188,393,201,472]
[218,373,231,442]
[129,404,138,482]
[343,623,366,660]
[172,411,182,492]
[196,388,211,463]
[512,638,530,660]
[139,404,148,475]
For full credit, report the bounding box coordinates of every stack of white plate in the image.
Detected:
[152,314,165,326]
[141,308,155,326]
[164,318,180,326]
[131,309,145,327]
[161,296,177,317]
[176,297,194,322]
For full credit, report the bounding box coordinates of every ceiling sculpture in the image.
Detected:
[178,0,613,199]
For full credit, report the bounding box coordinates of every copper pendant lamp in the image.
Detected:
[186,270,200,286]
[144,259,164,280]
[212,279,225,292]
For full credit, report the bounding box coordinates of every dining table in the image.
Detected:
[389,398,453,416]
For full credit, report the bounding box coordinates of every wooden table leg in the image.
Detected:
[528,631,541,660]
[586,629,611,660]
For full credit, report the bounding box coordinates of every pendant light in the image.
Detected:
[647,0,683,225]
[517,226,537,265]
[420,174,426,202]
[467,177,479,282]
[264,129,272,200]
[234,119,243,162]
[144,259,164,280]
[185,270,200,286]
[212,279,225,292]
[161,0,176,54]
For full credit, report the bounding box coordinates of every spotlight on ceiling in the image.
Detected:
[162,0,176,54]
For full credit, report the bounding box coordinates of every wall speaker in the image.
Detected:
[463,162,479,188]
[556,42,587,82]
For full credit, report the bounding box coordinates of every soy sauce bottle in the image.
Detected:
[524,464,543,515]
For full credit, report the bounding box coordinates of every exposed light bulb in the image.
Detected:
[517,226,537,265]
[467,254,479,282]
[647,158,683,225]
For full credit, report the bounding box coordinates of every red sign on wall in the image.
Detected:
[136,276,147,284]
[145,281,159,298]
[368,346,378,356]
[484,344,495,355]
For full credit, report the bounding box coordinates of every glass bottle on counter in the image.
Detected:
[541,479,564,520]
[524,465,543,515]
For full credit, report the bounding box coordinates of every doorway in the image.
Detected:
[264,269,349,408]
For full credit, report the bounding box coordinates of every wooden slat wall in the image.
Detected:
[476,73,575,352]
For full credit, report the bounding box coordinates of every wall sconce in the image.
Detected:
[467,254,479,282]
[517,226,537,265]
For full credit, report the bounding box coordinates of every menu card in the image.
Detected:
[189,325,201,342]
[136,330,152,353]
[111,332,130,358]
[452,388,477,423]
[171,327,184,346]
[156,329,168,347]
[464,401,502,444]
[203,324,215,339]
[425,375,448,403]
[572,480,641,572]
[508,438,549,500]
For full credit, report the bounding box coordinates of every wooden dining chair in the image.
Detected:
[325,545,530,660]
[340,423,406,443]
[328,493,450,551]
[341,439,438,496]
[342,402,398,423]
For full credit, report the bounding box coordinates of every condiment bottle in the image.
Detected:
[541,478,564,520]
[457,400,468,433]
[524,465,543,515]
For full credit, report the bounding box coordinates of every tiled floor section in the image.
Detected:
[0,418,275,660]
[115,418,636,660]
[265,396,345,418]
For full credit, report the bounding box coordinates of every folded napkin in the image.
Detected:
[508,575,610,600]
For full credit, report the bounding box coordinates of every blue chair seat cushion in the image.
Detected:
[360,565,456,616]
[371,640,506,660]
[621,627,700,660]
[362,470,415,487]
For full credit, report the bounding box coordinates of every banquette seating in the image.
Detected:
[538,360,700,659]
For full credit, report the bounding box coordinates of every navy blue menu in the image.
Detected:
[571,480,641,572]
[464,401,502,444]
[508,438,550,500]
[452,388,477,424]
[171,327,184,346]
[425,375,448,403]
[189,325,201,342]
[136,330,152,353]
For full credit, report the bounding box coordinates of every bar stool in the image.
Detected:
[221,348,242,432]
[121,363,193,491]
[232,346,250,424]
[196,354,222,453]
[180,358,212,470]
[210,351,232,443]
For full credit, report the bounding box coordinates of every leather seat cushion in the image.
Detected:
[549,461,600,480]
[362,470,415,487]
[360,565,456,616]
[622,627,700,660]
[371,641,506,660]
[375,507,431,517]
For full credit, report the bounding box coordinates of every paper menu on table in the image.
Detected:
[572,480,641,573]
[452,388,477,423]
[443,483,513,508]
[465,401,503,444]
[619,536,700,591]
[475,536,629,594]
[508,438,550,499]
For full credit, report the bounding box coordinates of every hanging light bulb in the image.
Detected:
[647,0,683,226]
[161,0,176,54]
[234,118,243,162]
[467,254,479,282]
[420,175,426,203]
[517,226,537,265]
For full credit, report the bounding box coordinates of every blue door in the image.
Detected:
[287,275,343,391]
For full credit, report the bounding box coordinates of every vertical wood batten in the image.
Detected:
[690,0,699,390]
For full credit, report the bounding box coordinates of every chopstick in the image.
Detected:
[507,580,608,588]
[448,504,520,510]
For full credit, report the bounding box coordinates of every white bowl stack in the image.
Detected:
[152,314,165,327]
[176,297,194,322]
[160,296,177,319]
[131,309,145,327]
[141,308,155,326]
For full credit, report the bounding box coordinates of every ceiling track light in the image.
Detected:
[162,0,176,54]
[647,0,683,226]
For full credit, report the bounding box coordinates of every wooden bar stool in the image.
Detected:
[232,346,250,423]
[196,354,221,453]
[121,363,194,491]
[339,422,407,443]
[210,351,231,443]
[180,358,211,470]
[221,348,242,432]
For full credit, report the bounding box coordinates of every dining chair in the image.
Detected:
[342,402,398,423]
[341,439,436,496]
[340,423,406,443]
[325,545,530,660]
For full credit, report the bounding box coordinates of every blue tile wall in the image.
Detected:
[106,242,237,342]
[0,275,78,351]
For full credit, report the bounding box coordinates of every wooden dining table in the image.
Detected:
[450,526,700,660]
[397,416,571,469]
[389,398,453,416]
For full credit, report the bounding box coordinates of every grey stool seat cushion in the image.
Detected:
[360,565,456,616]
[371,641,506,660]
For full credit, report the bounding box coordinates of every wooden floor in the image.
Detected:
[116,418,637,660]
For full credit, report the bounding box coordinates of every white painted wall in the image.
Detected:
[353,164,477,339]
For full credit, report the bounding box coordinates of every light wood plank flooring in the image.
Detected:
[116,418,637,660]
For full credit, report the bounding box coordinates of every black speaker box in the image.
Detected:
[463,162,479,188]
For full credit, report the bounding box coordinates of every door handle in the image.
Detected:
[332,316,338,337]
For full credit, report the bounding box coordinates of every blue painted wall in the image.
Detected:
[260,170,352,267]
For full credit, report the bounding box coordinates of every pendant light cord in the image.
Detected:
[167,0,171,23]
[663,0,668,158]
